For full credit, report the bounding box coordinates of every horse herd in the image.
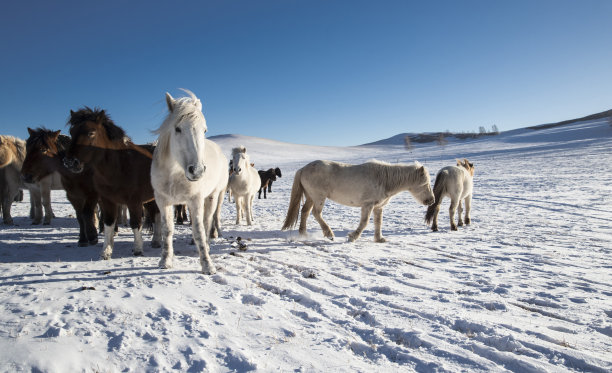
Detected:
[0,90,475,274]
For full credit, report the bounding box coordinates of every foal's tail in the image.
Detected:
[425,171,447,225]
[281,169,304,230]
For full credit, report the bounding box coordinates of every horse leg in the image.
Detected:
[83,199,99,245]
[99,200,117,260]
[457,200,464,227]
[29,187,43,225]
[41,181,53,225]
[235,196,242,225]
[128,204,145,256]
[158,203,175,268]
[67,193,88,246]
[299,197,314,235]
[449,198,459,231]
[246,194,254,225]
[190,197,216,275]
[373,206,386,243]
[348,204,374,242]
[210,190,224,238]
[312,199,334,240]
[258,188,262,199]
[268,181,272,193]
[464,195,472,225]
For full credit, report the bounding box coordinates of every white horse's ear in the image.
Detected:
[166,92,175,113]
[456,159,462,166]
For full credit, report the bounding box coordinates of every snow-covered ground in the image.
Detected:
[0,119,611,372]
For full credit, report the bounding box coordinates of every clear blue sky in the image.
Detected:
[1,0,611,146]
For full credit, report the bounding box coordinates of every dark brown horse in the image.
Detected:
[257,167,282,199]
[63,107,159,259]
[22,128,99,246]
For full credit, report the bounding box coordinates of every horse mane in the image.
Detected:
[68,107,127,143]
[152,90,206,161]
[0,135,26,168]
[365,160,427,192]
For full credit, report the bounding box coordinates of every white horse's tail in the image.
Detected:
[282,168,304,230]
[425,170,448,225]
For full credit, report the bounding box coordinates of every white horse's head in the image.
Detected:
[156,89,208,181]
[231,146,250,176]
[409,162,435,206]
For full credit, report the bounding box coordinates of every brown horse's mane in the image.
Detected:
[68,107,125,141]
[68,107,152,158]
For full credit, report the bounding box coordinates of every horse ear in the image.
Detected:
[52,130,61,141]
[456,159,462,166]
[420,165,426,174]
[166,92,175,113]
[27,127,35,136]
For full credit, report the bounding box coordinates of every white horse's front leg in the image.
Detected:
[348,204,374,242]
[234,196,241,225]
[190,199,216,275]
[159,204,175,269]
[373,207,386,243]
[246,194,254,225]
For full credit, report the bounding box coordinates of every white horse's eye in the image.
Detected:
[175,127,182,133]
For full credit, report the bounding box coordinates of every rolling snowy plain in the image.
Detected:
[0,118,611,372]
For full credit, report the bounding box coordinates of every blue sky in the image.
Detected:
[1,0,611,146]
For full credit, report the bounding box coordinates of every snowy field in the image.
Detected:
[0,119,611,372]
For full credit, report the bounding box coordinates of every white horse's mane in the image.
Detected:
[231,146,247,156]
[364,159,428,192]
[153,89,206,159]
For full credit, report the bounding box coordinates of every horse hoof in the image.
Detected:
[43,221,51,226]
[133,251,143,257]
[451,226,458,231]
[159,260,172,269]
[201,266,217,275]
[376,237,387,243]
[151,241,162,249]
[101,254,111,260]
[465,219,471,225]
[89,239,99,246]
[78,241,89,247]
[458,222,464,227]
[431,227,438,232]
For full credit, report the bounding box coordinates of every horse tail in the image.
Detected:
[282,168,304,230]
[425,170,447,225]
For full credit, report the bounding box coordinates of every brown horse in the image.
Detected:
[22,128,99,246]
[63,107,160,259]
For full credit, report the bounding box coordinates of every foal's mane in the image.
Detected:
[366,160,427,191]
[27,128,72,155]
[153,90,206,160]
[68,107,127,143]
[231,146,247,157]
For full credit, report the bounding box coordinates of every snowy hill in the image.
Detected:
[0,117,611,372]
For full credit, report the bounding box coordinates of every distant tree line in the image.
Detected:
[403,125,500,148]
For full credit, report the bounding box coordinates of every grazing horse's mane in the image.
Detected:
[153,89,205,160]
[365,160,427,192]
[0,135,25,168]
[68,107,128,143]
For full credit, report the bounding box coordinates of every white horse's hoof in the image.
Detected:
[375,237,387,243]
[201,265,217,275]
[101,253,111,260]
[159,258,173,269]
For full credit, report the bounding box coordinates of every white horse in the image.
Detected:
[282,160,435,242]
[151,89,228,275]
[228,146,260,225]
[425,159,474,231]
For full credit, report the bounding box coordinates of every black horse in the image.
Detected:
[257,167,282,199]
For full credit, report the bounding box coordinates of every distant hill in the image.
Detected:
[361,108,612,146]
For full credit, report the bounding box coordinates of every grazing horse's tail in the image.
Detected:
[425,170,447,225]
[281,168,304,230]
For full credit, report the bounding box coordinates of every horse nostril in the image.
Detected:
[188,165,195,174]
